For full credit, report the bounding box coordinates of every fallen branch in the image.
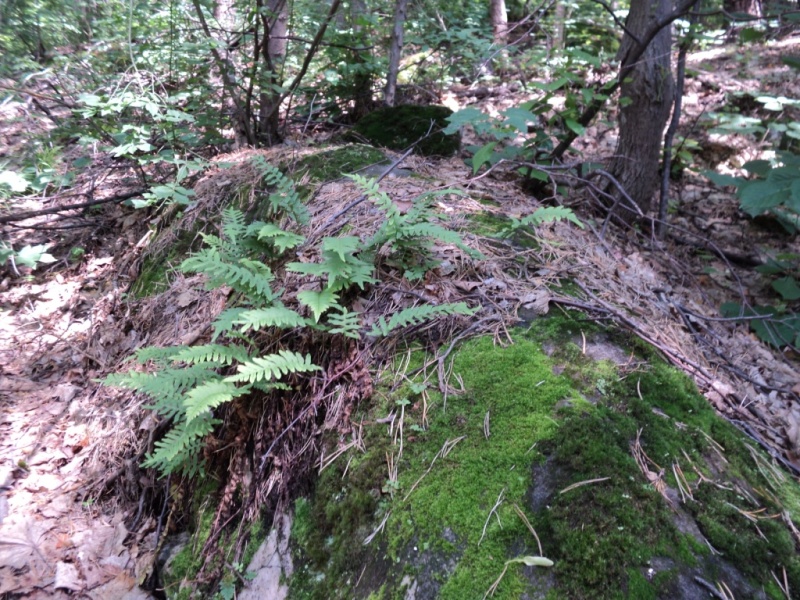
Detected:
[0,189,145,224]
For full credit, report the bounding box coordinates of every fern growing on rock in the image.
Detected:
[107,166,482,477]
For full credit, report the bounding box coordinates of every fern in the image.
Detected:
[367,302,477,337]
[326,307,361,339]
[212,307,248,340]
[182,250,278,304]
[251,156,310,225]
[184,380,245,422]
[255,223,305,253]
[500,206,584,238]
[143,414,218,476]
[349,174,483,278]
[104,364,221,420]
[130,345,188,366]
[288,236,376,292]
[220,207,248,256]
[225,350,320,384]
[297,288,339,322]
[234,305,307,332]
[171,344,252,366]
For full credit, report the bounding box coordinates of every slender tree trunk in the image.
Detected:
[384,0,408,107]
[552,1,566,50]
[192,0,254,145]
[256,0,289,145]
[348,0,376,120]
[490,0,509,45]
[608,0,675,220]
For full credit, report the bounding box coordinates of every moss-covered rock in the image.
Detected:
[292,144,388,184]
[352,105,459,157]
[280,314,800,600]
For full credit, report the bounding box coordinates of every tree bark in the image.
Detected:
[490,0,509,45]
[257,0,289,145]
[552,1,566,50]
[384,0,408,107]
[608,0,675,220]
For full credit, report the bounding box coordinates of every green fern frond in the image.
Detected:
[188,254,277,303]
[252,381,292,393]
[143,413,218,476]
[251,156,310,225]
[234,305,307,332]
[255,223,305,253]
[184,380,245,422]
[368,302,477,337]
[220,207,248,255]
[326,307,362,339]
[105,364,221,419]
[172,344,251,366]
[297,288,339,322]
[401,223,485,259]
[225,350,320,384]
[212,307,248,340]
[322,236,361,262]
[131,345,188,366]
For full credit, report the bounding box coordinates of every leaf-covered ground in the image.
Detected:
[0,38,799,598]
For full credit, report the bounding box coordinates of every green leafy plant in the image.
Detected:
[348,173,484,280]
[444,49,611,179]
[719,253,800,351]
[106,167,481,476]
[707,152,800,232]
[498,206,584,239]
[0,242,57,271]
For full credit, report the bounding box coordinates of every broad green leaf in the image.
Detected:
[564,118,585,135]
[444,107,489,134]
[781,55,800,70]
[15,244,56,268]
[742,159,772,177]
[472,142,498,174]
[772,277,800,301]
[502,107,534,133]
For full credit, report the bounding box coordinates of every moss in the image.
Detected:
[288,313,800,600]
[292,144,388,184]
[352,105,459,157]
[537,405,683,598]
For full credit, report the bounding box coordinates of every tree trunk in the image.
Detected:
[384,0,408,107]
[490,0,509,45]
[258,0,289,145]
[348,0,377,121]
[608,0,675,220]
[552,1,566,50]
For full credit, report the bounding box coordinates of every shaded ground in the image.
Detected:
[0,37,799,598]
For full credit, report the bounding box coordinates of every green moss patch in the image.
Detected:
[352,105,459,157]
[292,144,388,184]
[287,315,800,599]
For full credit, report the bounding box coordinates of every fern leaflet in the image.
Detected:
[326,307,361,339]
[225,350,320,384]
[172,344,251,366]
[184,380,245,422]
[234,305,307,332]
[367,302,476,337]
[143,414,218,476]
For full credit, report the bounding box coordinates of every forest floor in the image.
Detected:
[0,37,799,598]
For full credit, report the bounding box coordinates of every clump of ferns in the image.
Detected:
[106,165,480,478]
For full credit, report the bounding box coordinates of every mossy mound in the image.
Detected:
[292,144,388,184]
[285,315,800,600]
[351,105,459,157]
